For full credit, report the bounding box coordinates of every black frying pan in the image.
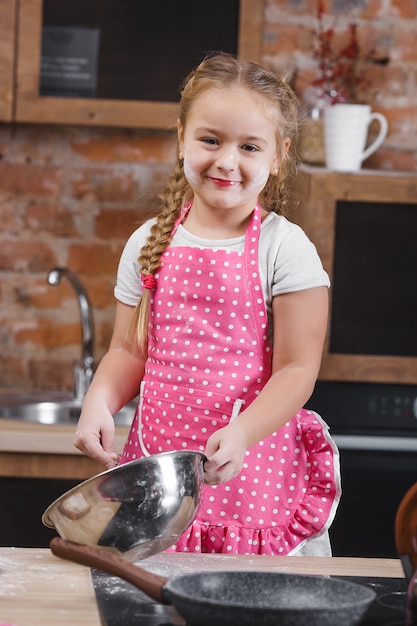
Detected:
[50,538,375,626]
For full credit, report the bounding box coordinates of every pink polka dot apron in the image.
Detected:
[121,203,341,555]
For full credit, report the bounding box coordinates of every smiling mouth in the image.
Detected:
[209,177,240,187]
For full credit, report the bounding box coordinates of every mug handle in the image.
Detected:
[361,113,388,162]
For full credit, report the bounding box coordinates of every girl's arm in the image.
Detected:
[204,286,328,484]
[74,302,145,468]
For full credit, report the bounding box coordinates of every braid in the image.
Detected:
[133,157,189,350]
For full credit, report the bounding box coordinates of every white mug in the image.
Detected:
[323,104,388,172]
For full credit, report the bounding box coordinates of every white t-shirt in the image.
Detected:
[115,211,329,343]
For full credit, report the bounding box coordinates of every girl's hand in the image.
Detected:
[74,406,119,470]
[73,302,144,470]
[203,424,247,485]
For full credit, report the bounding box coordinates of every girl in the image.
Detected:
[75,52,340,556]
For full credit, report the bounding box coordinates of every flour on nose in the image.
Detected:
[219,154,235,171]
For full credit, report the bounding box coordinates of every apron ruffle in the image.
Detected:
[167,521,327,555]
[165,409,341,556]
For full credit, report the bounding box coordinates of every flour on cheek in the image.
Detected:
[245,163,270,195]
[183,151,200,188]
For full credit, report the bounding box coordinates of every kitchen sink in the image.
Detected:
[0,269,137,429]
[0,392,135,427]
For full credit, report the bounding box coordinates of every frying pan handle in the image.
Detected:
[50,537,169,604]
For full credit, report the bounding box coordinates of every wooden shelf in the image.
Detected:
[0,0,16,121]
[13,0,264,128]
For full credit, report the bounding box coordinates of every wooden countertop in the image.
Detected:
[0,418,129,456]
[0,391,130,478]
[0,548,405,626]
[0,547,101,626]
[0,419,129,479]
[0,390,132,478]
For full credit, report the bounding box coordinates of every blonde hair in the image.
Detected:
[133,52,300,350]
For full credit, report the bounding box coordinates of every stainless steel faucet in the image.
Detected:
[47,267,95,400]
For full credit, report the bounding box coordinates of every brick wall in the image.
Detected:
[0,126,175,390]
[1,0,416,392]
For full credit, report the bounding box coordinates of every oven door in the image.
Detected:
[330,435,417,558]
[306,380,417,557]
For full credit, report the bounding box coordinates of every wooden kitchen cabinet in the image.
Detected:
[0,450,103,548]
[0,419,129,479]
[0,421,128,547]
[296,166,417,384]
[0,451,104,479]
[11,0,264,129]
[0,0,16,121]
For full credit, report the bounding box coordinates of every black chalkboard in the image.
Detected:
[330,200,417,357]
[41,0,240,101]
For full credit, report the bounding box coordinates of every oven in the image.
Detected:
[306,381,417,558]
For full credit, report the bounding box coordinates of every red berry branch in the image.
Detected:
[312,1,370,105]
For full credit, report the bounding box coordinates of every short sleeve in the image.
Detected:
[114,219,155,305]
[271,221,330,297]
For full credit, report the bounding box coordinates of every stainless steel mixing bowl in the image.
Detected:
[42,450,206,561]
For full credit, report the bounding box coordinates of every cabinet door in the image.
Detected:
[0,0,16,121]
[15,0,264,129]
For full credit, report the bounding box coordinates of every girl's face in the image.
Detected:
[178,86,283,217]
